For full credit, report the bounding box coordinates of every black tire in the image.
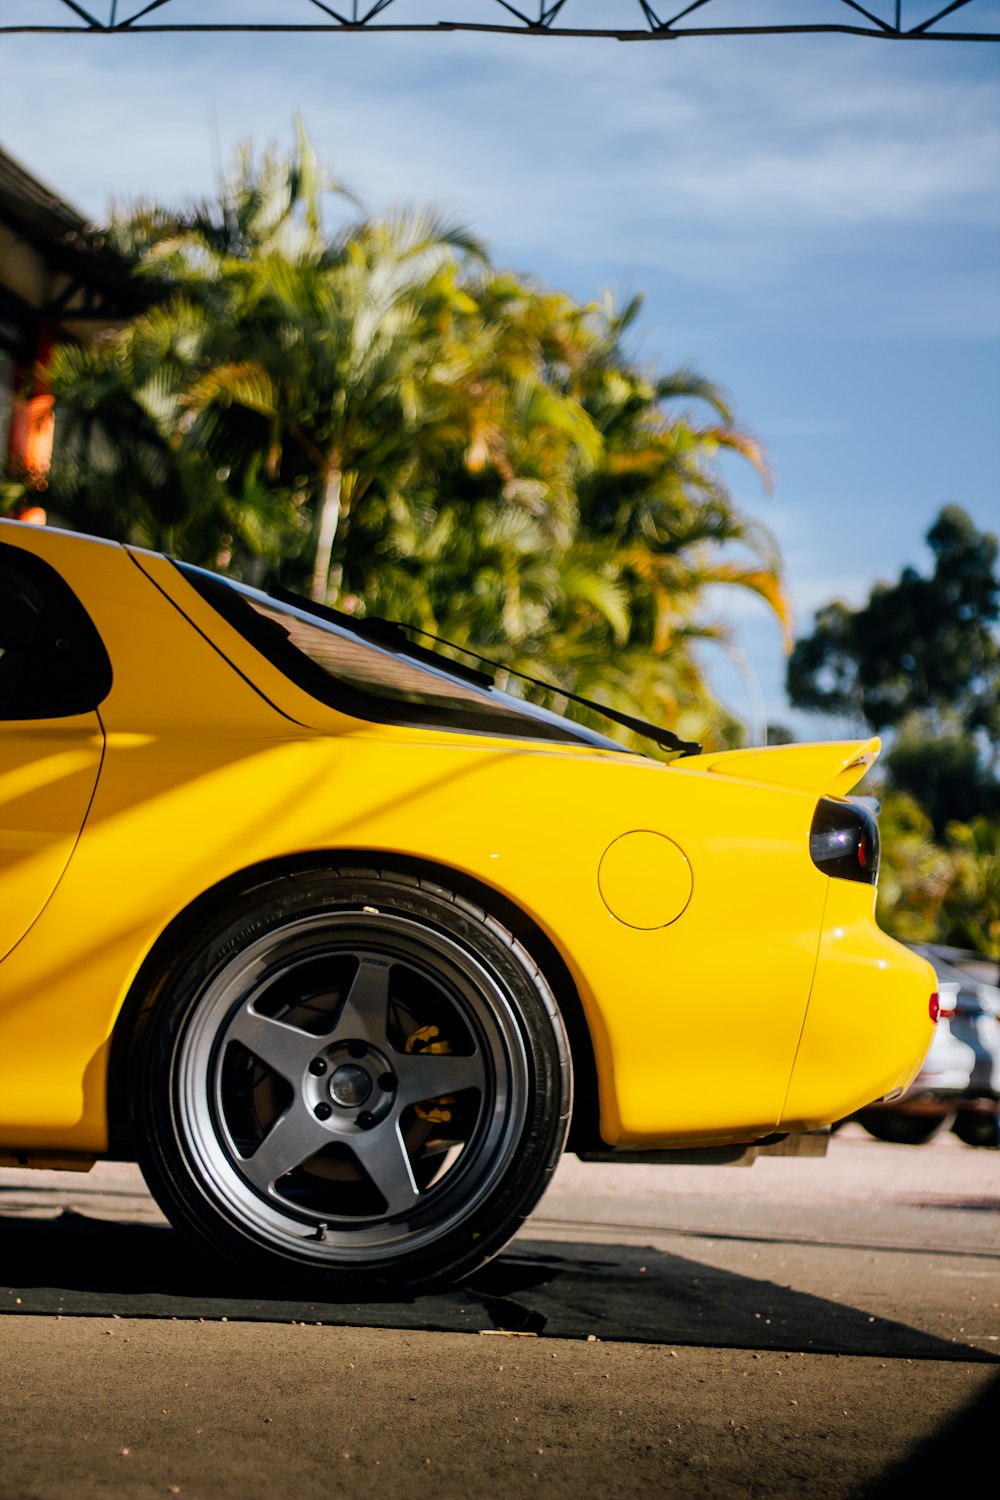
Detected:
[951,1110,1000,1149]
[854,1109,945,1146]
[132,867,572,1294]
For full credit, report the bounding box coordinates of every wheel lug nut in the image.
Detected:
[314,1102,332,1120]
[357,1111,376,1131]
[309,1058,328,1076]
[347,1041,367,1060]
[379,1072,397,1092]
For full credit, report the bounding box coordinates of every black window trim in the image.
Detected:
[175,560,629,752]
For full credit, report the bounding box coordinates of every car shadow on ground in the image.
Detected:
[0,1207,995,1364]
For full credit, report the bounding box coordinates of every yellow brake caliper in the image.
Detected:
[405,1024,455,1123]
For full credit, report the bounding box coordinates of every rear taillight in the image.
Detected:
[929,992,940,1022]
[809,796,880,885]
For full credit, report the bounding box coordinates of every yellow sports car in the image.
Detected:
[0,519,935,1291]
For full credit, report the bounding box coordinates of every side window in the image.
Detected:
[0,542,112,720]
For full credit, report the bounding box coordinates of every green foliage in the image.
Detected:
[939,816,1000,960]
[787,505,1000,738]
[877,793,1000,961]
[0,479,29,516]
[788,505,1000,852]
[42,125,788,754]
[884,718,1000,834]
[788,506,1000,953]
[876,791,956,944]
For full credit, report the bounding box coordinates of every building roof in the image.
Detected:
[0,144,147,331]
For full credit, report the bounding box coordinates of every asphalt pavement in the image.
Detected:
[1,1125,997,1498]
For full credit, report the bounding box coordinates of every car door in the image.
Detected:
[0,540,109,964]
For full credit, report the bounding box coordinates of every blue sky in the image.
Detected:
[2,4,998,740]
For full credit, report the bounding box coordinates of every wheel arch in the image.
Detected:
[107,849,602,1156]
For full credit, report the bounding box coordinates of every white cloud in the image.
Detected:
[4,26,997,274]
[1,15,996,705]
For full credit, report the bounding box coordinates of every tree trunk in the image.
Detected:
[310,464,342,603]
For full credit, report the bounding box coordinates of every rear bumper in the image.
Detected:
[779,879,937,1130]
[859,1010,1000,1114]
[863,1089,1000,1118]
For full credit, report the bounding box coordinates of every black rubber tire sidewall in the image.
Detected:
[132,866,572,1294]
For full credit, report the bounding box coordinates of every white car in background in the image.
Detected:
[854,945,1000,1148]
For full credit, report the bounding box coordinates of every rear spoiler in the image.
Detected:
[678,737,882,798]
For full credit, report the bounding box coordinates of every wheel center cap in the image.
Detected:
[329,1062,373,1109]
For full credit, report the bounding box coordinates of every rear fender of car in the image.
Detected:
[0,715,827,1155]
[778,876,936,1128]
[99,845,603,1158]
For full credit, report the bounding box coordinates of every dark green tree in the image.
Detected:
[787,506,1000,736]
[787,506,1000,832]
[883,722,1000,830]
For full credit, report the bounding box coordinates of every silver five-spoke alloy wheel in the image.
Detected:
[134,870,572,1292]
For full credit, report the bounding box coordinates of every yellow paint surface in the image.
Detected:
[598,831,692,929]
[0,520,936,1156]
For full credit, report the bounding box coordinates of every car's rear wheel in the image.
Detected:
[854,1109,946,1146]
[133,868,572,1293]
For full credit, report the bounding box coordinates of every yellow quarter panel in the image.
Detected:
[0,715,103,963]
[0,724,828,1151]
[780,879,937,1129]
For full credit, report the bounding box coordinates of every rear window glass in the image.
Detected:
[176,562,622,749]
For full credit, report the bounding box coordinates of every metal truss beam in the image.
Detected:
[1,1,998,43]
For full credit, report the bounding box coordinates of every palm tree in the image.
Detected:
[349,284,789,751]
[185,205,487,603]
[44,128,789,752]
[438,292,787,747]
